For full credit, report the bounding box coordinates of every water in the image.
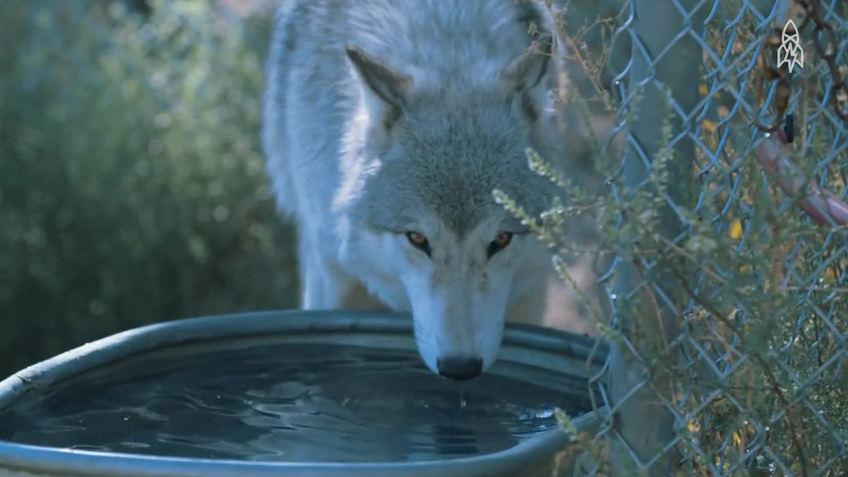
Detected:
[0,342,590,463]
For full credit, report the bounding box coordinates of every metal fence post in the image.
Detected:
[608,0,706,473]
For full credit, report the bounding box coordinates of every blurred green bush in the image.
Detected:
[0,0,298,376]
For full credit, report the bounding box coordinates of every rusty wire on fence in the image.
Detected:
[543,0,848,475]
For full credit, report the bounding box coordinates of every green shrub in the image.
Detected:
[502,3,848,472]
[0,0,297,376]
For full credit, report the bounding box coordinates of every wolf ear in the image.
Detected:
[500,36,554,121]
[346,45,412,124]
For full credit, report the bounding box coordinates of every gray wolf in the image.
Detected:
[263,0,567,380]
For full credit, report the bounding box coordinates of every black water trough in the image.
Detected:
[0,310,605,477]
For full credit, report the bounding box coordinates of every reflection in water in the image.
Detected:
[432,425,481,456]
[0,343,590,462]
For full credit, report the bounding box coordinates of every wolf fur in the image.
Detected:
[263,0,570,377]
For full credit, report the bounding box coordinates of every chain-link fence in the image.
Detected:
[522,0,847,475]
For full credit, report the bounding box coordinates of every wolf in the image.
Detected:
[263,0,569,380]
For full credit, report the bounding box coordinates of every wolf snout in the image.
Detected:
[436,355,483,381]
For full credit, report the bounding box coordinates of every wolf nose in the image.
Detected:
[437,356,483,381]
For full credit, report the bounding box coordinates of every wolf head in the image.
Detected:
[336,37,562,380]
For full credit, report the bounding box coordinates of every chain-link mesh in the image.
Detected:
[542,0,847,475]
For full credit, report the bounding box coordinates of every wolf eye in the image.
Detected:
[487,232,513,258]
[405,231,431,255]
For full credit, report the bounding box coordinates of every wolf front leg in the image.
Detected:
[297,228,383,310]
[297,229,351,310]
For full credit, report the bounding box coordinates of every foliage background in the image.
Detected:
[0,0,298,377]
